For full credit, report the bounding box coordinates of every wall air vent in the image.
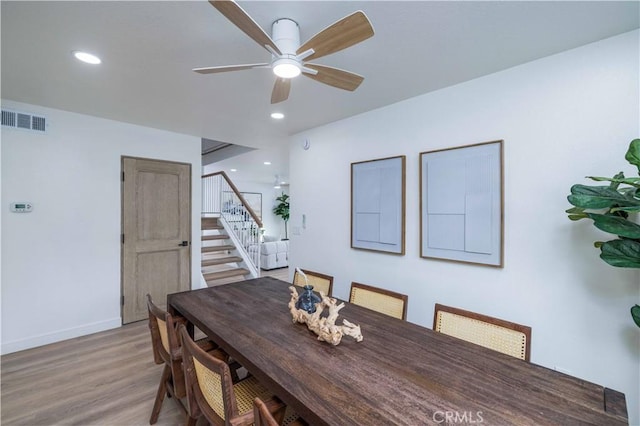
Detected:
[1,109,47,133]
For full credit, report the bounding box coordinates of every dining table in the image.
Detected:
[167,276,628,425]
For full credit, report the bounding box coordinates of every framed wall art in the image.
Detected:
[351,155,406,255]
[241,192,262,220]
[222,191,262,221]
[420,140,503,267]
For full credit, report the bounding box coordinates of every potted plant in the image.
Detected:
[566,138,640,328]
[273,192,290,240]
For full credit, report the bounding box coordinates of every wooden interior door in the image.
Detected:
[121,157,191,324]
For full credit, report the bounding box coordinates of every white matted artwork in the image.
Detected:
[420,140,503,267]
[241,192,262,220]
[351,155,406,255]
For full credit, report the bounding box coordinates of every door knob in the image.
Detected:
[179,241,189,247]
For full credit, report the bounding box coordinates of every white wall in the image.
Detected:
[1,100,202,354]
[289,30,640,423]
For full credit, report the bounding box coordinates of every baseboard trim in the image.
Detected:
[1,317,122,355]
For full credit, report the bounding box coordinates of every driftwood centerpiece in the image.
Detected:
[288,285,363,345]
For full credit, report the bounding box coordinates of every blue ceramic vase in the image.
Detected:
[296,285,321,314]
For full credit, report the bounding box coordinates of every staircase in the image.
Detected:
[201,217,251,285]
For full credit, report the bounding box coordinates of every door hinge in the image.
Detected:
[121,295,124,306]
[121,171,125,182]
[121,233,125,244]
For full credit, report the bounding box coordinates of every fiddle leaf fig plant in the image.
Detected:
[273,192,290,240]
[566,138,640,327]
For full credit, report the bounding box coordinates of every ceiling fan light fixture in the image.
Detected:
[273,58,301,79]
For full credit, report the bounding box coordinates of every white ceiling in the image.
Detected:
[2,1,638,183]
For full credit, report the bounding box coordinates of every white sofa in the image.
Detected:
[259,240,289,270]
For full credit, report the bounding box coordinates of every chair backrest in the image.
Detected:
[179,324,236,425]
[146,294,180,365]
[253,398,279,426]
[433,303,531,361]
[349,282,408,320]
[293,268,334,297]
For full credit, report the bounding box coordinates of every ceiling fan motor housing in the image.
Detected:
[271,18,300,55]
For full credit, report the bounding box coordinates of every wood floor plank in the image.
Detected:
[1,320,185,425]
[1,269,289,425]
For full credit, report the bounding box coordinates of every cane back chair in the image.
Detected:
[433,303,532,361]
[146,294,227,424]
[293,268,334,297]
[178,324,286,426]
[349,282,408,320]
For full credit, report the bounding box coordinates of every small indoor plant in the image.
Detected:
[273,192,290,240]
[566,138,640,328]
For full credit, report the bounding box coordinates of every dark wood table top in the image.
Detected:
[168,277,628,426]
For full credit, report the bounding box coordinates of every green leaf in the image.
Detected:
[599,239,640,268]
[586,213,640,238]
[586,174,640,189]
[568,184,640,209]
[566,206,588,220]
[631,305,640,328]
[594,241,604,248]
[610,205,640,213]
[565,207,585,214]
[625,139,640,173]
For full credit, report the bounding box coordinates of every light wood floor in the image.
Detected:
[1,268,289,426]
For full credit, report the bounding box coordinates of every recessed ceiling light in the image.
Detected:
[72,51,101,65]
[264,161,271,165]
[230,168,237,172]
[270,112,285,119]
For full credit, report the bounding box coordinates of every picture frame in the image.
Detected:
[351,155,406,255]
[222,191,262,221]
[241,192,262,221]
[420,140,503,267]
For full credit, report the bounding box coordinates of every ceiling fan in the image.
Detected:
[194,0,374,104]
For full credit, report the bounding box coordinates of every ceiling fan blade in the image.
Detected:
[303,64,364,91]
[209,0,282,55]
[193,63,270,74]
[296,11,374,62]
[271,78,291,104]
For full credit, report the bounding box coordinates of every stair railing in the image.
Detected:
[202,171,263,272]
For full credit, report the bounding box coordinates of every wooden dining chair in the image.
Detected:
[178,324,287,426]
[146,294,229,424]
[433,303,532,361]
[254,397,281,426]
[293,268,334,297]
[254,397,308,426]
[349,282,408,320]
